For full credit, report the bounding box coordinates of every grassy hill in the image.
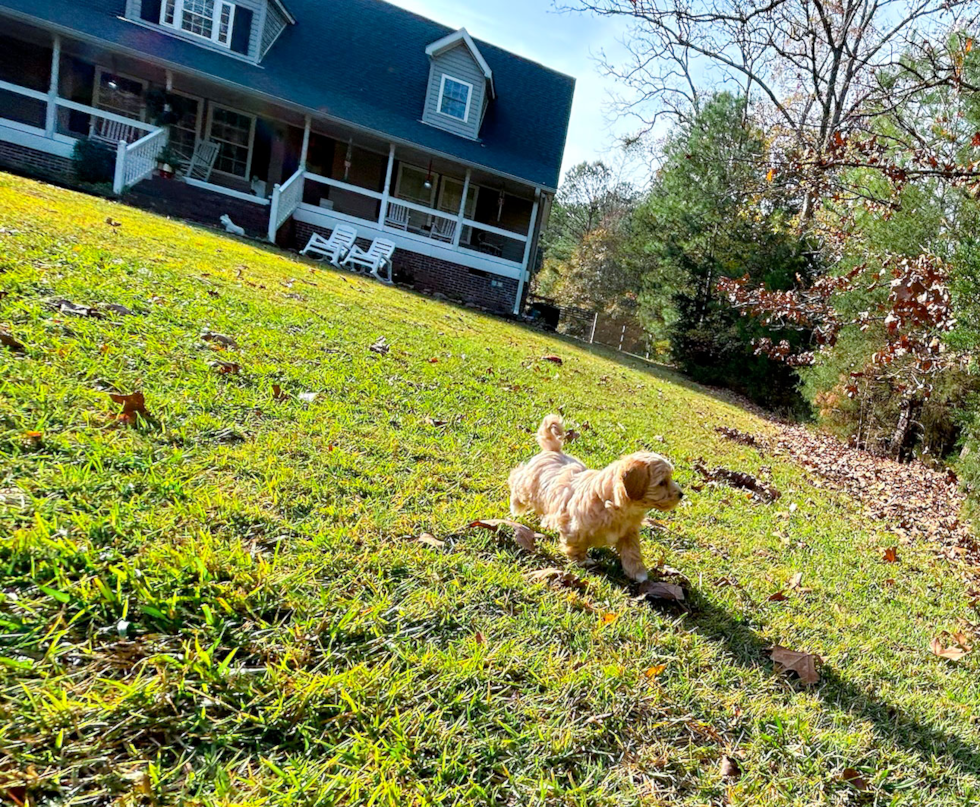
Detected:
[0,172,977,806]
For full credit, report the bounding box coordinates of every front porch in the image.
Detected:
[0,16,544,314]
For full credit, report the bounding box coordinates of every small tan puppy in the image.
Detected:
[509,415,683,582]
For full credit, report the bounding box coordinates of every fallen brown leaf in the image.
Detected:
[424,416,449,427]
[720,755,742,781]
[418,533,445,549]
[694,460,781,503]
[637,580,685,601]
[105,217,122,227]
[102,303,136,316]
[929,632,972,660]
[212,361,240,375]
[525,567,587,590]
[47,298,103,318]
[768,590,789,602]
[841,767,869,791]
[788,572,804,590]
[201,330,239,349]
[369,336,390,355]
[882,547,898,563]
[109,391,148,425]
[542,355,563,365]
[644,664,667,679]
[769,645,821,685]
[469,518,542,552]
[272,384,289,401]
[0,330,25,352]
[601,612,618,624]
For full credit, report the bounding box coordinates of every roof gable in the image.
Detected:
[425,28,494,98]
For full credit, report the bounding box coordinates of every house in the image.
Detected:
[0,0,575,315]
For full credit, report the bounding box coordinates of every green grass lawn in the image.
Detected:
[1,172,978,806]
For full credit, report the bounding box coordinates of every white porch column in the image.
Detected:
[300,115,311,169]
[378,143,396,226]
[513,189,541,316]
[452,168,472,248]
[44,35,61,138]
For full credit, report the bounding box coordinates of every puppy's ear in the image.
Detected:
[623,461,652,501]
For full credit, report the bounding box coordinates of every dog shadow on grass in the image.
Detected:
[622,568,980,782]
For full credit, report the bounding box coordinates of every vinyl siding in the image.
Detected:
[260,0,287,57]
[127,0,264,60]
[422,44,486,141]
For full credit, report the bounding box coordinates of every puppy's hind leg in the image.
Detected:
[510,492,528,517]
[617,530,649,583]
[559,531,589,566]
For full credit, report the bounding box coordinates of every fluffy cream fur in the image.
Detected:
[508,414,683,582]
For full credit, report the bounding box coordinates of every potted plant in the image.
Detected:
[155,143,179,179]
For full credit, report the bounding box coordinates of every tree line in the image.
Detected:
[537,0,980,509]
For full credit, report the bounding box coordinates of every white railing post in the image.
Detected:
[113,140,127,195]
[45,35,61,138]
[512,189,540,316]
[300,115,311,169]
[268,183,282,243]
[589,312,598,344]
[378,143,395,227]
[453,168,471,248]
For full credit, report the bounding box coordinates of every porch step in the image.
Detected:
[124,176,270,239]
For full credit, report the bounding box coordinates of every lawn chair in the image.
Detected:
[385,202,409,231]
[92,117,142,145]
[300,225,358,266]
[342,238,396,284]
[186,140,221,182]
[430,217,456,243]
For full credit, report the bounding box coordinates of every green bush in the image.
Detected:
[72,137,116,186]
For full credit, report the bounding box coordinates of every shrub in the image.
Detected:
[72,138,116,186]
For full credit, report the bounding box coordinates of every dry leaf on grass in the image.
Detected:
[694,460,781,503]
[212,361,240,375]
[720,755,742,781]
[298,392,319,403]
[841,768,869,791]
[769,645,821,685]
[715,427,760,449]
[929,632,972,660]
[201,330,239,349]
[102,303,136,316]
[272,384,289,402]
[637,580,685,601]
[601,612,618,624]
[788,572,804,590]
[768,590,789,602]
[418,533,446,549]
[109,392,149,425]
[469,519,542,552]
[541,355,563,365]
[105,217,122,227]
[424,416,450,427]
[47,298,103,318]
[882,547,898,563]
[644,664,667,679]
[525,567,587,590]
[369,336,390,355]
[0,330,25,352]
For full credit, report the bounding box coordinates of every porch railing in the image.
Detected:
[113,127,168,195]
[268,167,306,243]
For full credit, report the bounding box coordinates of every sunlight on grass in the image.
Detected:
[0,173,977,805]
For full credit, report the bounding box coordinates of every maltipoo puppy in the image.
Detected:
[508,414,683,582]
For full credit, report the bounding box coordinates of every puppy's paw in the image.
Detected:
[632,570,648,584]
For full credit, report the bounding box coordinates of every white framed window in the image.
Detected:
[437,176,478,218]
[395,164,438,207]
[206,104,256,179]
[437,75,473,123]
[93,68,148,121]
[162,0,237,48]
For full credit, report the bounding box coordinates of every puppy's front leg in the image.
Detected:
[616,530,648,583]
[559,532,589,565]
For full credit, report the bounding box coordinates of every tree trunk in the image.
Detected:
[888,389,920,461]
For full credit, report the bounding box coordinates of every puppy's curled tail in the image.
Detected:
[536,414,566,452]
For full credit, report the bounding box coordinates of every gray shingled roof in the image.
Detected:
[0,0,575,189]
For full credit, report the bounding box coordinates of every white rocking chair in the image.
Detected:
[430,217,456,243]
[92,118,143,145]
[300,225,358,266]
[342,238,396,284]
[385,202,409,231]
[186,140,221,182]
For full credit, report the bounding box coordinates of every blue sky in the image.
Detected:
[385,0,635,181]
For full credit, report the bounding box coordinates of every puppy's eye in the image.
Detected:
[659,481,667,487]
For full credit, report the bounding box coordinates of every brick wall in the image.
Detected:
[125,176,271,238]
[293,220,519,315]
[0,141,74,184]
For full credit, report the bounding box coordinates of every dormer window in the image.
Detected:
[438,76,473,123]
[162,0,236,48]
